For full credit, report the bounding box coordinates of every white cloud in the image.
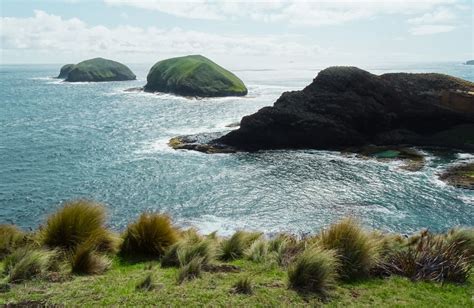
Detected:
[409,24,456,35]
[104,0,459,26]
[407,7,456,24]
[0,10,324,59]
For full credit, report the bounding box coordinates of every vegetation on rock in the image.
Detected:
[64,58,136,82]
[144,55,247,97]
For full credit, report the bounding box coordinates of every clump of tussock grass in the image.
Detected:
[245,238,269,263]
[218,231,262,261]
[268,234,302,267]
[40,200,117,253]
[288,246,339,296]
[70,241,111,275]
[445,228,474,263]
[120,213,180,258]
[231,276,254,295]
[383,230,472,283]
[4,247,55,283]
[318,218,379,280]
[161,233,215,267]
[177,257,203,284]
[136,273,155,291]
[0,224,25,260]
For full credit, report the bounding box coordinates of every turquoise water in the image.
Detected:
[1,62,473,235]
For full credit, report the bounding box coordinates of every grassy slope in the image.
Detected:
[1,259,472,307]
[145,55,247,96]
[66,58,136,82]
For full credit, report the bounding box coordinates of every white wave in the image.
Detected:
[182,215,252,236]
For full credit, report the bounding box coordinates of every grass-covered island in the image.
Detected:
[58,58,136,82]
[144,55,248,97]
[1,200,473,306]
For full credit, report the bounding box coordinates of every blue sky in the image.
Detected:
[1,0,473,66]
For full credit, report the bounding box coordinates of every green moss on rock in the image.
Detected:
[57,64,75,79]
[65,58,136,82]
[144,55,247,97]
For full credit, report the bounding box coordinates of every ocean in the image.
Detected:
[1,62,473,235]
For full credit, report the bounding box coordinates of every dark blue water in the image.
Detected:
[1,62,473,235]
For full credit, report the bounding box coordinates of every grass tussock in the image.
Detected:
[232,276,253,295]
[121,213,180,258]
[445,228,474,262]
[268,234,302,267]
[0,224,25,260]
[4,248,55,283]
[245,238,269,263]
[383,230,472,283]
[136,273,155,291]
[70,241,111,275]
[161,233,215,267]
[40,200,117,253]
[177,257,203,284]
[319,218,379,280]
[219,231,262,261]
[288,246,339,296]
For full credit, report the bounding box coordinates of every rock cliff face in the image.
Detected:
[144,55,247,97]
[57,64,75,79]
[65,58,136,82]
[216,67,474,151]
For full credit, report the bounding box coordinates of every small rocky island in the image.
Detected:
[171,66,474,155]
[465,60,474,65]
[144,55,247,97]
[58,58,136,82]
[439,163,474,189]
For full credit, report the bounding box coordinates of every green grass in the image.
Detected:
[65,58,136,82]
[144,55,247,97]
[1,258,472,306]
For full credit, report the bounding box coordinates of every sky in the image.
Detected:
[0,0,473,66]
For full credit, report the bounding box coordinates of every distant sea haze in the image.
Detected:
[0,62,473,235]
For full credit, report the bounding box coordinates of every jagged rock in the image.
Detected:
[215,66,474,151]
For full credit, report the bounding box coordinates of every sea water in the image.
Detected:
[0,62,473,235]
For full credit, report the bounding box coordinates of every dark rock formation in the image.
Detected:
[65,58,136,82]
[466,60,474,65]
[214,66,474,151]
[57,64,75,79]
[439,163,474,189]
[144,55,247,97]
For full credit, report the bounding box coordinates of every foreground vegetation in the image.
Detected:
[1,200,473,306]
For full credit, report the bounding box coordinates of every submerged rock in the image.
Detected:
[64,58,136,82]
[144,55,247,97]
[216,66,474,151]
[57,64,75,79]
[439,163,474,189]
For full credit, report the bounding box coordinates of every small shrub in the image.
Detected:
[219,231,262,261]
[41,200,116,252]
[232,276,253,295]
[177,257,203,284]
[70,241,111,275]
[4,248,54,283]
[0,224,25,260]
[121,213,179,258]
[136,273,154,291]
[288,246,339,295]
[245,238,269,263]
[319,218,379,280]
[384,231,471,283]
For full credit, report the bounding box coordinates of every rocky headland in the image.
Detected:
[144,55,247,97]
[208,66,474,152]
[57,64,75,79]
